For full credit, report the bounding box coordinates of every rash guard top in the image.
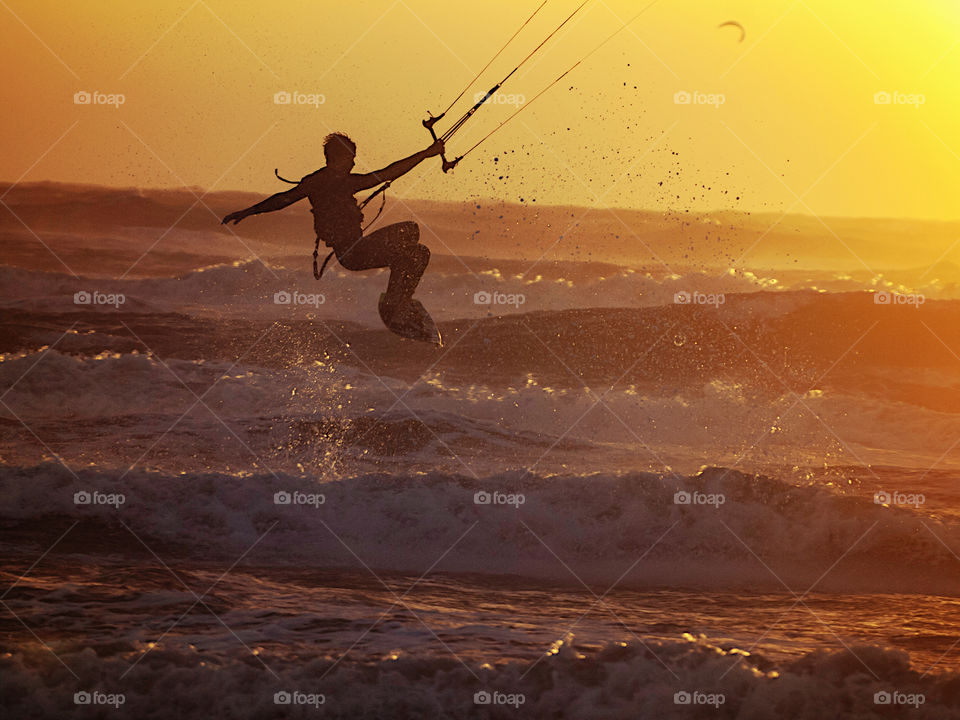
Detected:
[299,168,367,248]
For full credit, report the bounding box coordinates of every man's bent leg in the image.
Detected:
[338,222,430,308]
[390,239,430,303]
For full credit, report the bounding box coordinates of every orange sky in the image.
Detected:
[1,0,959,220]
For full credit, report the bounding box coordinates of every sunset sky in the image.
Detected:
[1,0,958,220]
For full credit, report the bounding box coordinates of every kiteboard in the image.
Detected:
[378,293,442,346]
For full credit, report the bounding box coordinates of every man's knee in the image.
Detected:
[399,222,420,245]
[415,243,430,269]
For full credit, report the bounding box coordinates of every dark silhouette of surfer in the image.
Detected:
[222,134,444,336]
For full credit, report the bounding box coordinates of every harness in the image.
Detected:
[274,169,391,280]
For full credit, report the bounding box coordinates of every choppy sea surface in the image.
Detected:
[3,241,960,717]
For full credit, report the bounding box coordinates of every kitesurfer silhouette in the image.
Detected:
[222,133,444,326]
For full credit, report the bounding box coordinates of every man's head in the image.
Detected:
[323,133,356,172]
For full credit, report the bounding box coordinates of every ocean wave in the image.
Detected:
[3,345,960,475]
[0,259,910,325]
[3,464,958,596]
[1,632,956,718]
[7,277,960,403]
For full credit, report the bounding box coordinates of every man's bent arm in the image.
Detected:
[352,141,443,191]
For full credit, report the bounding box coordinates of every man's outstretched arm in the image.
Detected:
[352,140,444,191]
[222,185,308,225]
